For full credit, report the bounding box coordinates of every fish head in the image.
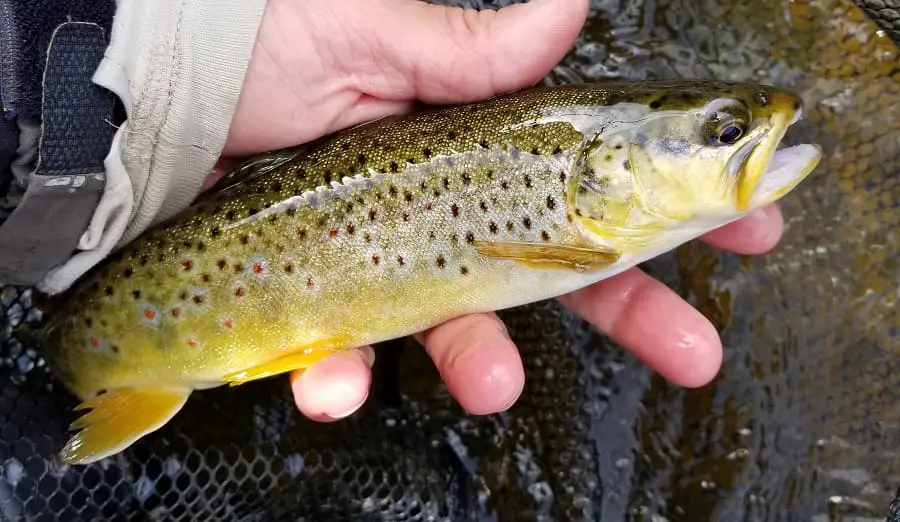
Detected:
[568,81,822,252]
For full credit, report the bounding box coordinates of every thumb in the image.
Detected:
[344,0,590,103]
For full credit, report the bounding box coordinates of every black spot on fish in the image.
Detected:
[369,209,378,221]
[358,154,367,165]
[197,242,205,251]
[248,208,258,216]
[650,99,662,109]
[324,171,333,184]
[541,231,551,241]
[489,222,499,234]
[286,207,296,217]
[104,286,114,296]
[552,145,562,155]
[447,131,457,140]
[506,221,514,232]
[546,196,556,210]
[217,259,227,270]
[390,161,399,172]
[436,255,446,269]
[211,226,221,237]
[235,287,245,298]
[433,189,441,198]
[192,294,204,305]
[404,191,413,203]
[270,181,283,192]
[397,255,405,266]
[179,291,188,300]
[522,217,532,229]
[239,235,249,245]
[284,263,294,273]
[233,262,244,273]
[479,139,489,148]
[347,223,356,235]
[531,146,540,155]
[486,170,494,180]
[423,148,432,159]
[407,158,416,165]
[466,231,475,244]
[226,210,235,220]
[460,266,469,276]
[110,345,120,354]
[480,201,488,212]
[364,233,372,244]
[124,268,133,278]
[389,185,398,197]
[402,212,410,222]
[132,290,141,299]
[182,260,193,271]
[443,177,450,189]
[462,172,472,185]
[85,318,93,327]
[372,255,380,265]
[661,138,690,155]
[623,160,632,171]
[202,273,211,283]
[451,204,460,217]
[296,168,307,179]
[501,181,509,190]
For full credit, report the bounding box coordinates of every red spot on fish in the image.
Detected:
[235,287,245,297]
[144,309,156,320]
[171,308,181,318]
[187,339,199,349]
[224,319,234,329]
[329,229,339,239]
[306,277,314,288]
[89,337,99,348]
[425,203,432,211]
[252,263,264,274]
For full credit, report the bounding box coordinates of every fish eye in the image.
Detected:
[717,122,745,145]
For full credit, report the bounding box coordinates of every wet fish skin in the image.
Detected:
[39,80,818,464]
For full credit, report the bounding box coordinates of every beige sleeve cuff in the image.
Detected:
[38,0,267,294]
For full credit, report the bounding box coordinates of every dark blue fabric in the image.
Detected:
[0,17,118,286]
[0,0,115,120]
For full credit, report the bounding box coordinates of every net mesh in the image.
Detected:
[2,0,900,520]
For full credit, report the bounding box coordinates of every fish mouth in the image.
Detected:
[736,109,821,210]
[746,143,822,208]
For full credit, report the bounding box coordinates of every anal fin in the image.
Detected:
[222,337,350,386]
[472,241,620,272]
[62,388,191,465]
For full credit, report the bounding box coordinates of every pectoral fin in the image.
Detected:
[61,388,191,465]
[472,241,620,272]
[222,337,350,386]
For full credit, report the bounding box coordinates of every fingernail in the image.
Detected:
[359,346,376,367]
[323,386,369,420]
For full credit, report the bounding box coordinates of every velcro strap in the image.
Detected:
[0,21,118,285]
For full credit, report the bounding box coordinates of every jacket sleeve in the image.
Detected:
[37,0,267,294]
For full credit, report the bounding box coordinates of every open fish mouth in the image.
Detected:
[746,143,822,209]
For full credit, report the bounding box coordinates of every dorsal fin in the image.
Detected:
[200,144,309,199]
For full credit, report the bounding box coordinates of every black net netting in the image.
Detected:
[2,0,900,521]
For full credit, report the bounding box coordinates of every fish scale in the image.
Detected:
[35,79,818,465]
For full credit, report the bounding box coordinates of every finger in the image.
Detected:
[417,312,525,415]
[558,268,723,388]
[289,346,376,422]
[701,203,784,254]
[341,0,590,103]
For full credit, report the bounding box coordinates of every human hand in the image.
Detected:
[210,0,785,421]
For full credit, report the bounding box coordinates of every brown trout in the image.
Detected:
[38,80,821,465]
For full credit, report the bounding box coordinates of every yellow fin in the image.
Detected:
[61,388,191,465]
[472,241,620,272]
[222,337,350,386]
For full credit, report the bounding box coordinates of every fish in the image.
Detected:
[36,80,822,465]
